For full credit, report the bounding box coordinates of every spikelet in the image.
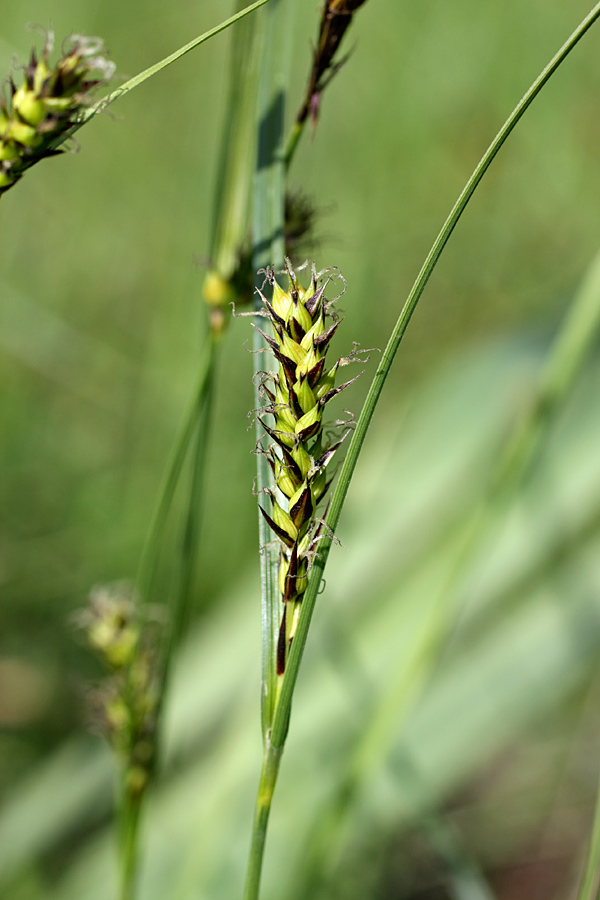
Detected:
[80,583,159,797]
[296,0,369,129]
[255,260,359,677]
[0,31,115,196]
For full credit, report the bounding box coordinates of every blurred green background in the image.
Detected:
[3,0,600,897]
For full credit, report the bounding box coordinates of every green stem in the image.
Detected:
[157,335,219,700]
[243,743,284,900]
[136,344,216,599]
[118,784,143,900]
[270,0,600,752]
[283,120,304,170]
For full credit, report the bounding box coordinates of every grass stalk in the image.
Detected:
[117,781,143,900]
[243,743,284,900]
[136,342,217,599]
[210,0,261,285]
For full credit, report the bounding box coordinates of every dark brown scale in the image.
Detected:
[283,545,299,602]
[260,418,295,451]
[289,317,307,343]
[281,446,304,482]
[278,354,299,389]
[290,484,314,529]
[259,507,296,549]
[319,371,361,405]
[263,298,286,329]
[289,388,305,421]
[313,318,341,350]
[296,419,321,443]
[253,325,280,356]
[307,357,326,389]
[305,287,324,318]
[277,607,287,675]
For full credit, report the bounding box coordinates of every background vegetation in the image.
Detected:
[3,1,600,898]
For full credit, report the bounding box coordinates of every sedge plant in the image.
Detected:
[242,3,600,900]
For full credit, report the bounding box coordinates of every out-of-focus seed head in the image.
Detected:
[79,580,160,800]
[82,583,139,670]
[0,31,114,197]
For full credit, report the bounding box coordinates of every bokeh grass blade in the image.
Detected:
[247,2,297,895]
[208,0,261,287]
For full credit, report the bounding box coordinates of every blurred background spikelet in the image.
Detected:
[0,31,114,195]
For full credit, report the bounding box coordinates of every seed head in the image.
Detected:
[255,260,358,676]
[0,31,115,196]
[295,0,370,130]
[78,582,159,793]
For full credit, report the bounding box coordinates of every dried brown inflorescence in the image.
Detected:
[296,0,369,129]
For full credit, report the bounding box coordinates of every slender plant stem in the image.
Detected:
[243,743,284,900]
[136,346,216,599]
[118,782,143,900]
[210,0,261,281]
[270,0,600,753]
[291,246,600,897]
[117,339,217,900]
[161,336,219,690]
[284,120,304,170]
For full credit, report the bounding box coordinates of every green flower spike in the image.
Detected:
[0,31,115,196]
[255,260,361,681]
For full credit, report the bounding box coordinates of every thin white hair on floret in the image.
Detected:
[251,476,272,499]
[255,268,272,293]
[311,518,344,549]
[26,23,55,54]
[231,301,268,319]
[69,34,105,57]
[62,136,82,156]
[338,342,378,367]
[243,338,273,356]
